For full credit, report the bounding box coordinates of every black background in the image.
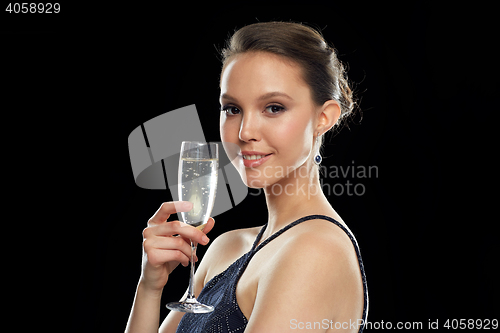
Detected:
[2,1,497,332]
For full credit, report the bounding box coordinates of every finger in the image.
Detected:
[152,221,210,246]
[148,235,194,260]
[178,218,215,256]
[175,238,199,263]
[148,247,191,268]
[203,217,215,235]
[148,201,193,226]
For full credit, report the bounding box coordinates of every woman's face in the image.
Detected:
[219,51,319,188]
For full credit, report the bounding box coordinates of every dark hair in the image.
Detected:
[220,21,354,124]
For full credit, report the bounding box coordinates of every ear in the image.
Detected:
[315,100,341,135]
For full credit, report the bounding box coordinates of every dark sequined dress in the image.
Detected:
[176,215,368,333]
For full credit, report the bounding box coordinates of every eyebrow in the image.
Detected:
[220,91,294,103]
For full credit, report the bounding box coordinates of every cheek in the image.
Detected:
[220,115,245,174]
[220,115,236,142]
[272,115,313,161]
[219,113,227,140]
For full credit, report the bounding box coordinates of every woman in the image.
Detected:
[126,21,368,333]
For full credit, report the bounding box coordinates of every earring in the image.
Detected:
[314,135,322,165]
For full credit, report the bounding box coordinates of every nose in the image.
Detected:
[238,112,261,142]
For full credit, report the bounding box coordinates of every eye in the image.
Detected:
[220,105,241,116]
[264,104,286,114]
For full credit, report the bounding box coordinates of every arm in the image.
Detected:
[125,201,214,333]
[245,227,364,333]
[125,280,166,333]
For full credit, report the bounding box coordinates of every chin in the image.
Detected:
[233,167,269,189]
[244,178,267,189]
[237,169,261,189]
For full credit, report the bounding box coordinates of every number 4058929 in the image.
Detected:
[443,319,498,330]
[5,3,60,13]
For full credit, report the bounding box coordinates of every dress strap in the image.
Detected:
[252,215,347,253]
[251,223,268,251]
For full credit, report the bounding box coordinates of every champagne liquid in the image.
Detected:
[178,158,218,227]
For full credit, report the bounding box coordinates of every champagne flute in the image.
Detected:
[166,141,218,313]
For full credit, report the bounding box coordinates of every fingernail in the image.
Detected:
[202,235,209,244]
[182,201,193,209]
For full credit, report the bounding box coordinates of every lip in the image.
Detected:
[240,151,273,168]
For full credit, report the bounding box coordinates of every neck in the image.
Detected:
[262,163,331,235]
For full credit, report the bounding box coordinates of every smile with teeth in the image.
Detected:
[243,154,270,160]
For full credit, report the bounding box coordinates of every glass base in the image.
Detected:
[166,299,214,313]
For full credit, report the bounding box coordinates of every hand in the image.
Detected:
[140,201,215,293]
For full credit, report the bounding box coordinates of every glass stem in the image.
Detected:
[186,239,197,301]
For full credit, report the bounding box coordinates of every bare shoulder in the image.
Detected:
[281,218,357,260]
[245,219,364,332]
[197,225,262,286]
[263,217,363,302]
[209,225,261,253]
